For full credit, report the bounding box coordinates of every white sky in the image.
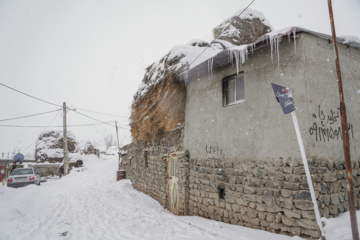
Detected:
[0,0,359,158]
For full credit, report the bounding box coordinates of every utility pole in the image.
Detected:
[327,1,359,239]
[63,102,69,175]
[115,121,121,167]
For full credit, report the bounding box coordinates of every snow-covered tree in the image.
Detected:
[35,130,78,162]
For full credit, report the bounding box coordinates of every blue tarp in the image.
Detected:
[14,153,24,163]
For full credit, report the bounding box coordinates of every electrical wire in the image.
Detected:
[71,107,129,119]
[0,109,62,122]
[187,0,255,69]
[1,83,130,121]
[0,122,116,128]
[22,109,61,152]
[69,110,130,130]
[0,82,63,108]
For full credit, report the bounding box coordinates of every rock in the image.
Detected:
[323,172,338,182]
[294,200,313,210]
[262,196,275,207]
[292,191,312,200]
[330,193,340,205]
[284,209,301,219]
[302,211,316,220]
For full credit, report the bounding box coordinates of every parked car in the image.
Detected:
[7,168,41,188]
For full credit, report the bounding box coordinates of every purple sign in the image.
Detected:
[271,83,296,114]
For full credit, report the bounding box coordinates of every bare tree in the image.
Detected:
[104,134,115,151]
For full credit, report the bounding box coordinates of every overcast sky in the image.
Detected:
[0,0,359,158]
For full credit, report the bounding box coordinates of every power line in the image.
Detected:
[1,82,130,121]
[0,82,63,108]
[187,0,255,69]
[69,110,130,130]
[0,109,61,122]
[0,121,115,128]
[73,107,129,119]
[22,109,61,152]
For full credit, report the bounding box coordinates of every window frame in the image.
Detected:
[223,73,245,107]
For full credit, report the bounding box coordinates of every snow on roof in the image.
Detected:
[180,26,360,81]
[135,40,225,100]
[135,8,273,101]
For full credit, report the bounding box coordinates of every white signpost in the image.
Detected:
[271,83,326,240]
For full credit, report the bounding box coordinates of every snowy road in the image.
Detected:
[0,155,350,240]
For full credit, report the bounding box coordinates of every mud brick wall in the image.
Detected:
[121,129,184,208]
[189,157,360,239]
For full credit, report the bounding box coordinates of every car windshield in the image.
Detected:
[11,168,33,176]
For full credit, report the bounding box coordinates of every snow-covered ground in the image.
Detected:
[0,155,358,240]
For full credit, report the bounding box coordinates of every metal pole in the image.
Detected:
[63,102,69,175]
[327,1,359,239]
[291,112,326,239]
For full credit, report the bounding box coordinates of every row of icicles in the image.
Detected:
[181,27,297,83]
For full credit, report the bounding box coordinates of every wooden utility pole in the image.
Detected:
[63,102,69,175]
[327,1,359,239]
[115,121,121,167]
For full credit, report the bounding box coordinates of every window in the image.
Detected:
[223,74,245,106]
[218,187,225,200]
[144,151,149,168]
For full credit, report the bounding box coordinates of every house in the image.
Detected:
[121,26,360,239]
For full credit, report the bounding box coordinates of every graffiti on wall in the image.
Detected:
[205,145,225,158]
[309,105,354,142]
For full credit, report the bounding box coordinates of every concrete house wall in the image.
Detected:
[183,33,360,239]
[184,33,359,161]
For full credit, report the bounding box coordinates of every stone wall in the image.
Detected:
[121,129,360,239]
[28,164,61,177]
[189,157,360,239]
[121,128,184,209]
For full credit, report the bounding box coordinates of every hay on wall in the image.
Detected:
[130,8,273,142]
[131,72,185,141]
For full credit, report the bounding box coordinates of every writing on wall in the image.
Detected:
[309,105,354,142]
[205,145,225,158]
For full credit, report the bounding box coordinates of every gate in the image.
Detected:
[166,151,190,215]
[167,155,180,215]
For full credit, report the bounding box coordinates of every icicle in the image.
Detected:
[182,71,189,85]
[250,44,254,54]
[233,51,240,75]
[293,27,297,54]
[269,37,274,64]
[228,50,234,66]
[287,31,291,43]
[276,37,280,70]
[240,48,248,65]
[208,57,214,79]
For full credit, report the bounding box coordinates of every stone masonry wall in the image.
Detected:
[189,157,360,239]
[120,128,360,239]
[121,129,184,209]
[28,164,60,177]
